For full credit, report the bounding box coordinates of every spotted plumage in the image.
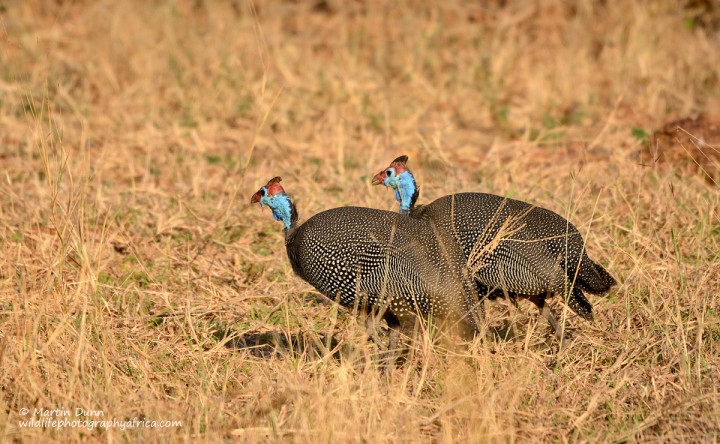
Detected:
[251,177,483,339]
[372,156,617,341]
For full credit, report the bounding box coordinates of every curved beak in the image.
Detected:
[250,192,261,204]
[371,170,385,186]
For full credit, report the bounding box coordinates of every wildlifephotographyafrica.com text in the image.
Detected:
[17,407,182,431]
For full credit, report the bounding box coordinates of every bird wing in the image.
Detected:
[469,239,564,294]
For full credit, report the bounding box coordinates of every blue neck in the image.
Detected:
[391,170,416,213]
[261,194,295,230]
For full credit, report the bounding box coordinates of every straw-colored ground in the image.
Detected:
[2,1,719,442]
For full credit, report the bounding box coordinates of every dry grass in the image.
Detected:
[1,0,719,442]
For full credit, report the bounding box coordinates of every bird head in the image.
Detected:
[371,155,418,213]
[251,176,296,230]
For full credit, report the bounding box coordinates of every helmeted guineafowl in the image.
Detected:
[250,176,484,342]
[371,156,617,343]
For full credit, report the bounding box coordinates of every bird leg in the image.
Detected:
[387,328,400,355]
[363,310,406,371]
[364,315,386,349]
[526,293,570,348]
[380,313,406,372]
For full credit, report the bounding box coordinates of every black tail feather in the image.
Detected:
[567,287,594,321]
[577,258,616,295]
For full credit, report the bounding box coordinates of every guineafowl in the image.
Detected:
[371,156,616,343]
[250,176,484,345]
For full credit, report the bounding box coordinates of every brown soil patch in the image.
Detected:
[642,114,720,185]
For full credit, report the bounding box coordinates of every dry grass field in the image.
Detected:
[2,0,720,442]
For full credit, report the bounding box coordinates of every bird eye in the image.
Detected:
[260,188,266,196]
[386,170,392,177]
